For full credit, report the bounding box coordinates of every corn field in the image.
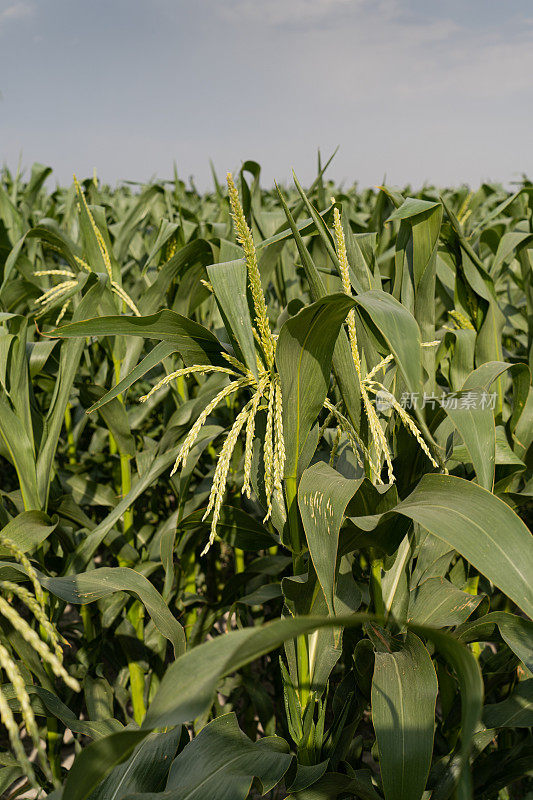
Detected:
[0,158,532,799]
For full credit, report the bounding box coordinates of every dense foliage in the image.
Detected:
[0,158,532,799]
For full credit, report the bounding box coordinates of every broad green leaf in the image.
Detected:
[387,199,442,383]
[438,388,496,490]
[0,511,57,554]
[37,272,107,507]
[395,474,533,619]
[455,612,533,672]
[3,567,186,656]
[133,714,292,800]
[54,310,225,368]
[276,184,362,432]
[386,198,442,223]
[46,568,185,655]
[381,533,411,622]
[207,259,258,377]
[462,360,530,434]
[353,290,421,393]
[1,219,81,292]
[298,462,362,614]
[62,729,150,800]
[492,230,533,276]
[0,766,23,795]
[289,770,381,800]
[371,632,438,800]
[74,183,119,280]
[408,577,483,628]
[0,396,40,509]
[483,679,533,728]
[4,684,122,738]
[276,294,356,479]
[142,613,482,798]
[316,464,533,618]
[87,728,181,799]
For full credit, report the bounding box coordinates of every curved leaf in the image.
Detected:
[132,714,292,800]
[0,511,57,554]
[63,729,150,800]
[276,293,356,479]
[54,310,225,368]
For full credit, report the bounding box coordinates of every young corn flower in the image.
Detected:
[142,174,285,554]
[449,309,475,330]
[0,534,80,789]
[331,206,439,481]
[33,176,140,323]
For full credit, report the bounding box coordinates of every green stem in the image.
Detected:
[285,476,302,555]
[285,476,310,709]
[465,574,481,659]
[120,452,134,543]
[112,354,146,724]
[47,718,62,782]
[80,604,95,641]
[183,548,198,639]
[126,600,147,725]
[63,402,77,465]
[370,553,384,617]
[40,615,62,780]
[234,548,245,574]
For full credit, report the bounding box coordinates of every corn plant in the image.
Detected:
[0,159,531,800]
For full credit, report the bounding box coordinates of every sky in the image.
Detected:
[1,0,533,190]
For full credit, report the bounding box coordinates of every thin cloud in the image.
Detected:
[219,0,380,27]
[0,1,35,25]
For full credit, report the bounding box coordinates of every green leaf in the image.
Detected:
[142,613,482,799]
[54,310,225,368]
[456,611,533,672]
[313,464,533,618]
[86,341,180,412]
[207,259,258,377]
[37,272,106,507]
[298,461,362,614]
[73,183,119,280]
[0,511,57,554]
[371,632,438,800]
[3,684,122,738]
[86,728,181,799]
[340,472,532,619]
[0,395,40,509]
[395,474,533,619]
[438,388,495,490]
[353,290,421,394]
[386,197,442,223]
[408,578,483,628]
[483,679,533,728]
[62,729,150,800]
[132,714,292,800]
[82,385,135,456]
[39,567,185,655]
[276,183,362,432]
[0,764,24,795]
[276,294,356,479]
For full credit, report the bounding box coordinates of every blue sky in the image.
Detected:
[1,0,532,189]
